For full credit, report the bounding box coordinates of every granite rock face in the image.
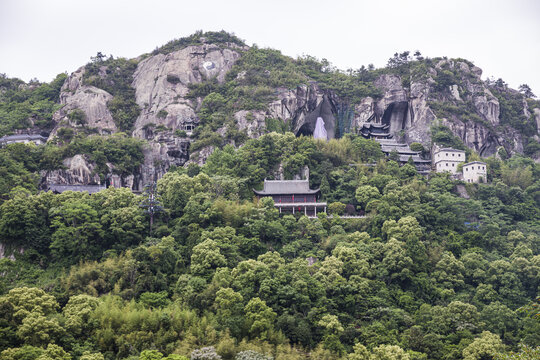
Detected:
[235,110,267,138]
[534,109,540,135]
[350,62,511,157]
[42,154,102,186]
[50,67,117,137]
[131,44,242,185]
[268,83,337,139]
[40,40,539,188]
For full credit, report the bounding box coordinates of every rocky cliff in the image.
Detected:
[36,33,539,189]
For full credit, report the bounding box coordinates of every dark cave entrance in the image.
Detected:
[382,101,409,133]
[294,96,336,139]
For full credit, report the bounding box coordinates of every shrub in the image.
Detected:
[410,142,425,153]
[67,109,87,125]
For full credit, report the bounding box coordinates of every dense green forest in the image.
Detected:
[0,31,539,360]
[0,132,539,360]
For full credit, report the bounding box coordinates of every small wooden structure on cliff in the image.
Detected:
[253,179,327,217]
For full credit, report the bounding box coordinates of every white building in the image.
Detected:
[433,148,466,174]
[462,161,487,183]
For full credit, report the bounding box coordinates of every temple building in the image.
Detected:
[376,138,431,173]
[47,184,106,194]
[359,123,393,140]
[253,179,327,217]
[0,134,47,146]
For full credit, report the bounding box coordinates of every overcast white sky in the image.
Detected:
[1,0,539,94]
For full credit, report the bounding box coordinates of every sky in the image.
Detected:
[1,0,539,94]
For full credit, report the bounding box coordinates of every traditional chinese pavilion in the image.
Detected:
[253,179,327,216]
[359,123,393,140]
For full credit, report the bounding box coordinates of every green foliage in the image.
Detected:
[55,133,145,178]
[153,30,245,55]
[491,87,535,135]
[67,109,86,125]
[409,142,424,153]
[83,57,140,131]
[1,37,540,360]
[431,124,466,150]
[0,73,66,136]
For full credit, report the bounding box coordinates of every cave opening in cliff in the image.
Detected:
[295,97,336,140]
[382,101,409,132]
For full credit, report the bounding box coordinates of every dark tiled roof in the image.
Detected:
[48,184,106,194]
[381,145,419,155]
[398,155,431,163]
[0,134,47,142]
[253,180,320,195]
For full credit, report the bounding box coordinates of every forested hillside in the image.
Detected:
[0,132,539,360]
[0,31,539,360]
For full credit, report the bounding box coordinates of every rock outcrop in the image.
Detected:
[37,37,538,189]
[235,110,266,138]
[131,44,242,184]
[350,62,509,157]
[42,154,102,186]
[534,109,540,135]
[50,67,117,137]
[268,83,337,139]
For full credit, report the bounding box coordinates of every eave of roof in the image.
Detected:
[253,188,321,195]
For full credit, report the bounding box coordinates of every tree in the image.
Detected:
[348,343,370,360]
[139,350,163,360]
[355,185,380,210]
[244,297,276,340]
[462,331,504,360]
[139,182,163,233]
[214,287,244,336]
[35,344,70,360]
[16,311,64,346]
[190,239,227,278]
[63,294,100,336]
[370,345,410,360]
[80,353,105,360]
[235,351,272,360]
[0,287,59,323]
[518,84,536,99]
[49,199,104,263]
[328,202,346,215]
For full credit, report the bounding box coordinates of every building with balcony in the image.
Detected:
[253,179,327,217]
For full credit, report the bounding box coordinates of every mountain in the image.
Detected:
[1,31,539,191]
[1,31,540,360]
